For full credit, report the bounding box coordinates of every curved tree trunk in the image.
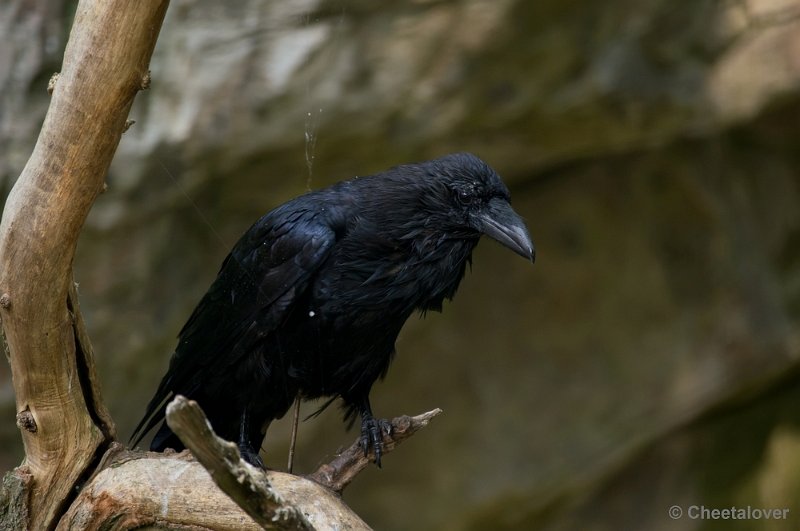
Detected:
[0,2,169,528]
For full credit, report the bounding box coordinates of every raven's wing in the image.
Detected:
[130,205,337,447]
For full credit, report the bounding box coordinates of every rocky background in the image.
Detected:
[2,0,800,529]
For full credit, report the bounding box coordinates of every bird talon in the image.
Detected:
[360,416,388,467]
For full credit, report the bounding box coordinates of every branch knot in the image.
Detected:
[16,408,37,433]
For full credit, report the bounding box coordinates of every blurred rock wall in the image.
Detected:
[1,0,800,529]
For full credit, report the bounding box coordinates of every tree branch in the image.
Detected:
[166,396,315,531]
[58,446,266,531]
[0,2,169,529]
[166,395,441,528]
[308,409,443,494]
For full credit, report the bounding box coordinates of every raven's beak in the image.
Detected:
[477,198,535,262]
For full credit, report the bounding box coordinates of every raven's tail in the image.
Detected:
[150,420,184,452]
[129,372,174,449]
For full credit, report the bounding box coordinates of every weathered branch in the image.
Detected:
[166,395,441,529]
[0,1,169,529]
[308,408,443,494]
[166,396,315,530]
[58,446,265,531]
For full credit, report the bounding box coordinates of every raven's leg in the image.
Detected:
[354,396,393,467]
[238,409,265,468]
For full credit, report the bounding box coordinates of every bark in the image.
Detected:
[0,1,169,529]
[58,446,265,531]
[165,396,316,531]
[57,396,441,531]
[306,408,443,494]
[58,398,441,531]
[164,395,441,528]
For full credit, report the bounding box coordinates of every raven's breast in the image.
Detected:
[275,298,408,399]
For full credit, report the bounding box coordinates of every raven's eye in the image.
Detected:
[457,190,474,205]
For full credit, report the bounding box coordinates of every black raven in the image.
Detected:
[131,152,533,467]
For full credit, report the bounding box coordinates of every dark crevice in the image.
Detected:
[67,291,113,440]
[48,293,116,531]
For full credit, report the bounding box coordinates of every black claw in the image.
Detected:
[360,416,390,467]
[359,422,370,455]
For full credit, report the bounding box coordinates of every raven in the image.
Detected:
[131,152,534,467]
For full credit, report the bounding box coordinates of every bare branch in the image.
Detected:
[308,409,443,494]
[166,393,441,528]
[58,448,265,531]
[166,396,314,530]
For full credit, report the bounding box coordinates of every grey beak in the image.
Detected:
[477,197,535,262]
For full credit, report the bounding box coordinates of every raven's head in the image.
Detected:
[418,153,535,262]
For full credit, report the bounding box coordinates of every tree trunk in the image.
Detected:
[0,2,169,528]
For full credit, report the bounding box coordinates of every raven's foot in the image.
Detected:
[359,416,393,467]
[239,444,265,469]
